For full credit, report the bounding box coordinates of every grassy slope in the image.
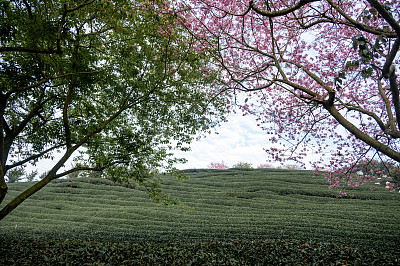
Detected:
[0,169,399,248]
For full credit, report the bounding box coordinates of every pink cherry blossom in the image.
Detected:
[172,0,400,193]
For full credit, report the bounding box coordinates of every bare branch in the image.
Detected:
[276,78,323,103]
[340,102,392,137]
[299,18,334,29]
[324,103,400,162]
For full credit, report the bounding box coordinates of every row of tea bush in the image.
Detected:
[1,237,399,265]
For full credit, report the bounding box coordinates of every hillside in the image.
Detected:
[1,168,399,248]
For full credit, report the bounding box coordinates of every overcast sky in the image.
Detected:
[174,112,277,169]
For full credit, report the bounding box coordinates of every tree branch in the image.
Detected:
[388,67,400,131]
[249,0,319,18]
[377,78,398,134]
[21,0,33,19]
[340,102,393,137]
[0,46,61,54]
[323,103,400,162]
[63,41,79,149]
[5,144,66,171]
[0,83,159,220]
[10,87,48,140]
[382,38,400,79]
[276,78,322,102]
[6,78,50,97]
[1,117,10,136]
[326,0,397,37]
[367,0,400,36]
[54,160,130,179]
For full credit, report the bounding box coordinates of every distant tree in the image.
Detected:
[0,0,226,220]
[67,171,80,179]
[232,162,253,169]
[67,163,82,179]
[84,171,102,179]
[38,172,49,181]
[257,163,273,169]
[282,164,303,170]
[208,161,229,169]
[5,168,25,183]
[25,170,38,182]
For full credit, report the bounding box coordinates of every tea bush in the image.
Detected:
[1,238,399,265]
[1,169,399,264]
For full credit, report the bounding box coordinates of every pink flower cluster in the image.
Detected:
[323,158,400,194]
[208,161,229,169]
[174,0,400,195]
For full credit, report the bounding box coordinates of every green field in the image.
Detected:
[1,168,400,264]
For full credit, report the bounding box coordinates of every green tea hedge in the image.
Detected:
[2,238,399,265]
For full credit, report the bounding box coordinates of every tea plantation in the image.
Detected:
[1,168,399,265]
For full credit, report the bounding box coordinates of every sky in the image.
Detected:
[173,112,278,169]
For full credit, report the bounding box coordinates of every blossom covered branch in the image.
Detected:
[174,0,400,192]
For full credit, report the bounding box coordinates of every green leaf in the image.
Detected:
[352,37,358,51]
[361,67,373,78]
[0,0,228,216]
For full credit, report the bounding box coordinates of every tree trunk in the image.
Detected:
[0,178,7,206]
[0,173,52,220]
[0,148,76,220]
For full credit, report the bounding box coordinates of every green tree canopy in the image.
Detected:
[0,0,226,220]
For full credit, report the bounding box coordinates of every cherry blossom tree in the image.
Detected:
[257,163,273,168]
[174,0,400,192]
[208,161,229,169]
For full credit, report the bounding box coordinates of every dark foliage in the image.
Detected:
[1,238,399,265]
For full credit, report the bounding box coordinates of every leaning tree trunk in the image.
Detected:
[0,173,54,220]
[0,176,7,206]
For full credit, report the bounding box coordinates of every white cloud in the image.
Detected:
[174,112,274,169]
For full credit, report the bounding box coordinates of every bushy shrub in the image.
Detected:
[283,164,302,170]
[39,171,49,180]
[5,167,25,183]
[25,170,38,182]
[232,162,253,168]
[208,161,229,169]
